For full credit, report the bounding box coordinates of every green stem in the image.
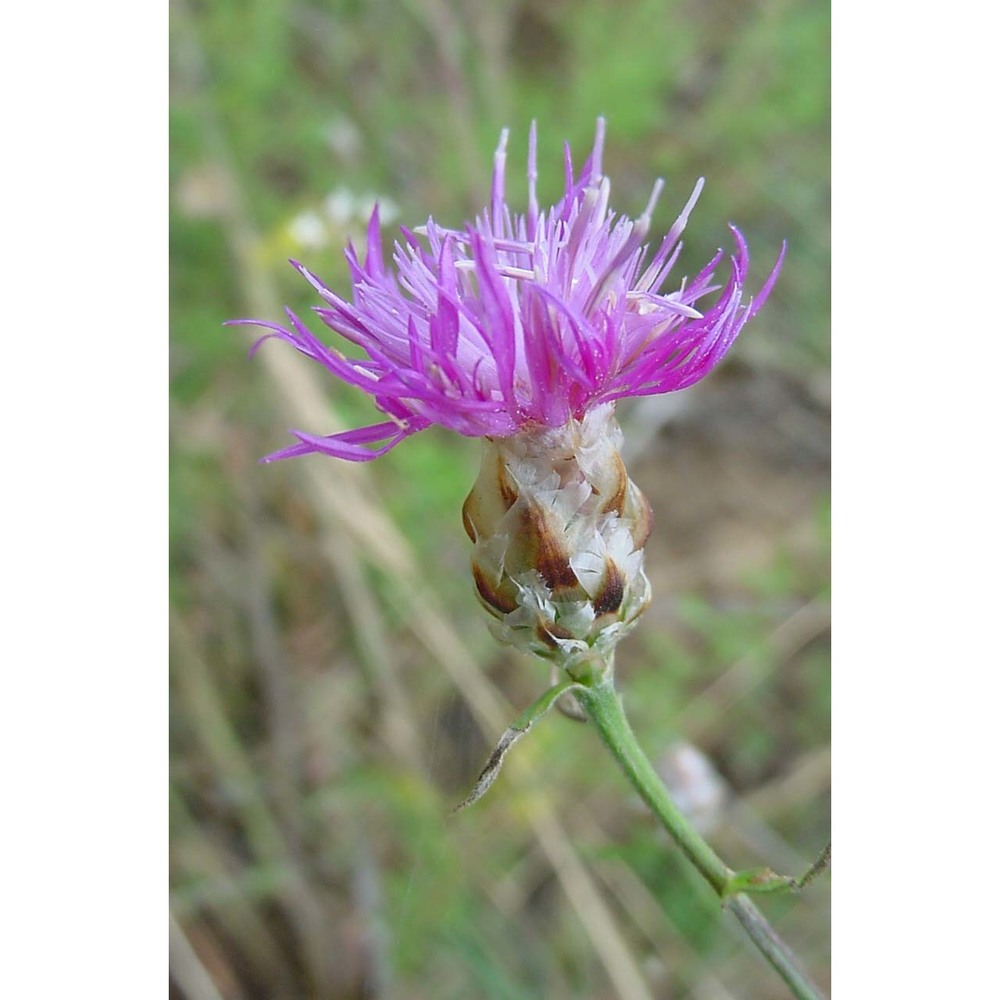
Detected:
[574,679,825,1000]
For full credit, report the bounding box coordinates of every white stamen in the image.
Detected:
[453,259,535,280]
[581,177,665,316]
[527,119,539,237]
[591,117,606,181]
[626,290,704,319]
[663,177,705,255]
[637,177,665,233]
[492,128,510,232]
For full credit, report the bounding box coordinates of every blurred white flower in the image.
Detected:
[286,189,402,252]
[657,742,728,835]
[358,192,399,226]
[324,187,356,225]
[323,187,400,228]
[287,210,329,251]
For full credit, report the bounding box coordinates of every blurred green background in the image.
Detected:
[170,0,830,997]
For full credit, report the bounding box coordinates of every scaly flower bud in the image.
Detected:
[462,403,651,679]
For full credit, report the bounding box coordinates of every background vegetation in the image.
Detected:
[170,0,830,996]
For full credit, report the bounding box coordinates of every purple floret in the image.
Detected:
[233,118,785,462]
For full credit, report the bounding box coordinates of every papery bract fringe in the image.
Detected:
[462,403,652,678]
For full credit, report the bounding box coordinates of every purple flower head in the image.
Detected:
[235,119,785,462]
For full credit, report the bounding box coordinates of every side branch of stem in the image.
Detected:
[573,679,826,1000]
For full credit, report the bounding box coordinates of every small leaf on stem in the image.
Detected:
[452,679,584,813]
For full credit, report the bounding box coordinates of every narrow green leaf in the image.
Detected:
[452,679,584,813]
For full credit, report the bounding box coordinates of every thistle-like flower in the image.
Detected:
[237,119,783,680]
